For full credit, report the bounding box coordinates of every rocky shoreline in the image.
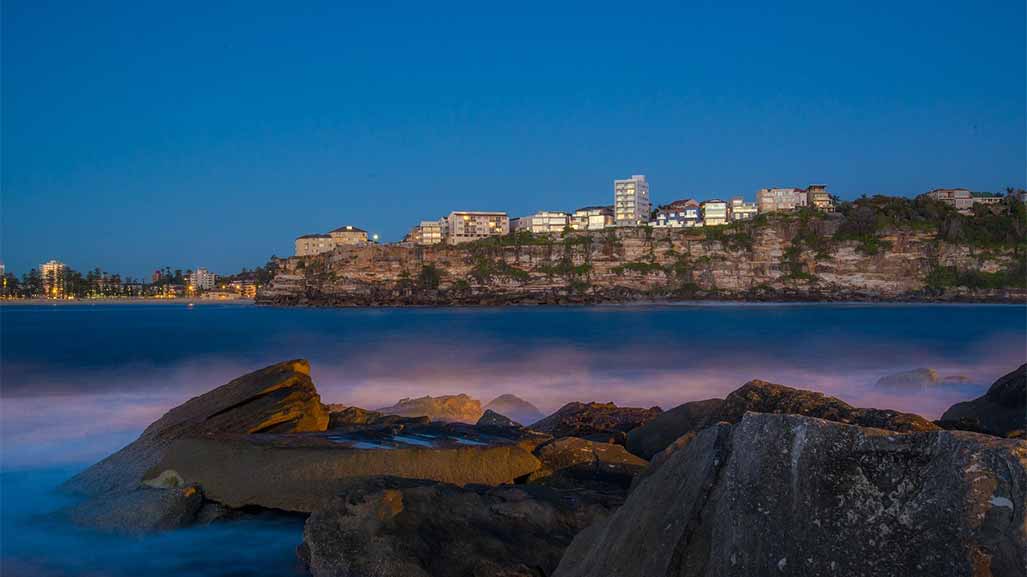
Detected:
[61,360,1027,577]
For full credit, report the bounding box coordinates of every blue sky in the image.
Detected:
[2,0,1024,277]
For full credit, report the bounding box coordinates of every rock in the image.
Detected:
[941,364,1026,437]
[875,367,940,389]
[62,359,329,497]
[66,485,204,534]
[530,437,648,493]
[143,435,542,512]
[377,393,483,423]
[327,406,430,431]
[554,413,1027,577]
[477,409,520,427]
[484,394,545,425]
[327,406,384,428]
[302,482,612,577]
[530,402,662,441]
[626,379,939,459]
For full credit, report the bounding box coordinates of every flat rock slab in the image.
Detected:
[66,485,204,535]
[556,413,1027,577]
[145,436,542,512]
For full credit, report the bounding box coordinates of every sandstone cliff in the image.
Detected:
[259,215,1025,305]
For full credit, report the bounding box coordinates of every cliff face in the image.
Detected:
[259,217,1024,305]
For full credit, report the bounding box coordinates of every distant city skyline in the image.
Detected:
[3,0,1024,278]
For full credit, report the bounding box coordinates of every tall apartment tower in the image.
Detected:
[614,174,652,225]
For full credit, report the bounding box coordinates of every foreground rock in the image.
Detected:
[377,393,483,423]
[941,364,1026,438]
[62,359,329,496]
[143,435,542,512]
[67,485,205,534]
[529,437,648,495]
[476,408,520,427]
[531,402,662,443]
[626,379,939,459]
[302,482,612,577]
[484,394,545,425]
[556,413,1027,577]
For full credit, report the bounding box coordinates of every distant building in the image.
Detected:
[526,211,570,234]
[970,192,1004,208]
[417,220,443,245]
[570,206,615,230]
[188,267,217,291]
[151,270,162,284]
[701,199,729,227]
[806,184,833,211]
[614,175,652,225]
[445,211,509,244]
[655,199,702,228]
[229,280,258,298]
[40,260,67,297]
[295,233,334,256]
[729,198,758,221]
[329,225,368,246]
[924,188,974,214]
[510,217,530,232]
[757,187,808,213]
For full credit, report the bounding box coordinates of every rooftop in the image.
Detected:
[330,225,367,233]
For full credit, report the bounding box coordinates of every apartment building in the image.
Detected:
[924,188,974,213]
[526,211,570,234]
[806,184,833,211]
[569,206,614,230]
[614,175,652,225]
[329,225,368,246]
[40,259,67,297]
[188,267,217,291]
[701,199,729,226]
[295,234,334,256]
[416,220,443,245]
[757,187,808,213]
[654,199,702,227]
[445,211,509,244]
[729,198,758,221]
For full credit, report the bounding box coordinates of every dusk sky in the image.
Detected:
[2,0,1024,278]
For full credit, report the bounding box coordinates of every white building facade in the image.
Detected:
[614,175,652,225]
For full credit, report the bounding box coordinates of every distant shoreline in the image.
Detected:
[0,298,255,306]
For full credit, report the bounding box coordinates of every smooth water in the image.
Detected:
[2,303,1025,576]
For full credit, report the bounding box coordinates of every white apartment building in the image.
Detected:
[614,175,652,225]
[295,234,334,256]
[757,187,808,213]
[417,221,443,245]
[729,198,758,221]
[445,211,510,244]
[701,199,729,226]
[527,211,570,234]
[570,206,615,230]
[189,267,217,291]
[40,259,67,297]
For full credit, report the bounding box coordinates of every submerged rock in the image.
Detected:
[940,364,1026,438]
[531,402,662,441]
[875,367,940,389]
[555,413,1027,577]
[302,482,612,577]
[476,408,520,427]
[62,359,329,496]
[484,394,545,425]
[626,379,939,459]
[377,393,484,423]
[143,435,542,512]
[67,485,204,534]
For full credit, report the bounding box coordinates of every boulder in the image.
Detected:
[328,406,430,432]
[62,359,329,496]
[377,393,483,423]
[476,409,520,427]
[941,364,1026,437]
[66,485,204,534]
[626,379,939,459]
[555,413,1027,577]
[530,437,648,493]
[302,482,612,577]
[530,402,662,441]
[327,406,384,428]
[143,435,542,512]
[875,367,940,389]
[484,394,545,425]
